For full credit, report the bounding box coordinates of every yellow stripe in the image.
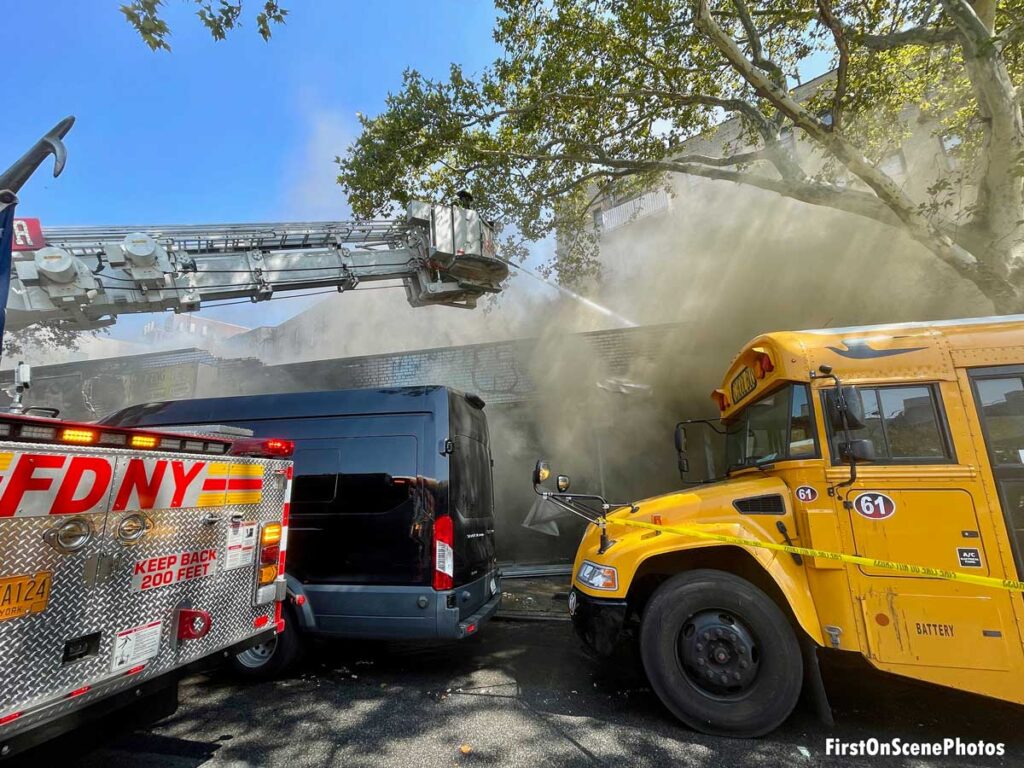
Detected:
[230,463,264,477]
[0,453,12,471]
[226,491,262,505]
[616,518,1024,593]
[207,462,230,476]
[196,493,226,507]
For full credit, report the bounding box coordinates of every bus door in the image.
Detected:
[823,382,1014,671]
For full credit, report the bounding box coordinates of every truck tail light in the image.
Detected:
[258,521,282,585]
[261,523,282,546]
[0,711,23,726]
[433,514,454,591]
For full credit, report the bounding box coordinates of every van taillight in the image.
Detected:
[433,515,454,591]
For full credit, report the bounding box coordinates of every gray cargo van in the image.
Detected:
[102,386,501,675]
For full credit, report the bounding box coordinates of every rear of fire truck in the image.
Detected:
[0,416,294,758]
[0,120,294,758]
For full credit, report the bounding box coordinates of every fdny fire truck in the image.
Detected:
[0,115,507,757]
[0,121,296,757]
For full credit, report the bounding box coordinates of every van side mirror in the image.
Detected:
[556,475,570,493]
[824,386,866,431]
[839,439,875,463]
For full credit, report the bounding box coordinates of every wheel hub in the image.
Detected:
[678,610,760,696]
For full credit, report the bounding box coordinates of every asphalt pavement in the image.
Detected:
[22,611,1024,768]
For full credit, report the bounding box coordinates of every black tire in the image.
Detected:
[639,569,802,738]
[230,604,304,679]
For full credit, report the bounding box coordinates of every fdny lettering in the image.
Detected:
[0,453,210,517]
[131,549,217,591]
[915,622,955,637]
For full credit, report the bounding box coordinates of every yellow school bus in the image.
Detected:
[543,315,1024,737]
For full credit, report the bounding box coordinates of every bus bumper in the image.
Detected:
[568,587,628,657]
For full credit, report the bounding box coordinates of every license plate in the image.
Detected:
[0,571,51,623]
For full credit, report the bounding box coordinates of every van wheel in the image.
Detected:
[231,604,303,679]
[639,569,802,738]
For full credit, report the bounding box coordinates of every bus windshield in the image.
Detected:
[725,384,816,471]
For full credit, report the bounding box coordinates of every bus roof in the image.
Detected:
[715,315,1024,419]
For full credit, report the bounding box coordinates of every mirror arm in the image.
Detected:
[815,367,859,502]
[678,418,726,435]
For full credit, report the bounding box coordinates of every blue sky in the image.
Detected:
[5,0,502,333]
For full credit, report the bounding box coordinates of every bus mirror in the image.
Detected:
[839,439,875,463]
[556,475,571,493]
[824,386,866,431]
[533,460,551,487]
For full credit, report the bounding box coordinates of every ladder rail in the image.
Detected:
[42,219,414,257]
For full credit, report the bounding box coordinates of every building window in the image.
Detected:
[940,133,963,170]
[878,150,907,181]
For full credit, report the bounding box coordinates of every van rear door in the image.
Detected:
[448,395,496,592]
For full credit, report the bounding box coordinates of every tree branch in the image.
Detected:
[816,0,848,131]
[852,25,959,50]
[695,0,983,284]
[940,0,1024,245]
[731,0,786,89]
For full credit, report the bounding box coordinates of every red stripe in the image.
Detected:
[227,479,262,490]
[202,478,228,491]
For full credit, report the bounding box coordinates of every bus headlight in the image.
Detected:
[576,561,618,591]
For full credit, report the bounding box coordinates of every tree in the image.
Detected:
[2,321,97,359]
[338,0,1024,310]
[121,0,287,51]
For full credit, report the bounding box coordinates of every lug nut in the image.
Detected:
[695,643,704,652]
[739,660,748,669]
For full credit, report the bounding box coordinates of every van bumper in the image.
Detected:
[300,571,501,640]
[569,587,628,657]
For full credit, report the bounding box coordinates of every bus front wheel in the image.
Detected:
[639,569,803,737]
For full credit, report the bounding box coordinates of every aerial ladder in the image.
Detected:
[3,118,507,335]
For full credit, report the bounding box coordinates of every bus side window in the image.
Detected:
[975,377,1024,465]
[826,385,951,463]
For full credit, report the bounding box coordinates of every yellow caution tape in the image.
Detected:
[615,517,1024,593]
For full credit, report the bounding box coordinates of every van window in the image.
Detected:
[337,436,417,514]
[292,447,340,502]
[826,385,952,463]
[450,436,493,519]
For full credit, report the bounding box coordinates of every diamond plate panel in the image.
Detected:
[0,442,290,742]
